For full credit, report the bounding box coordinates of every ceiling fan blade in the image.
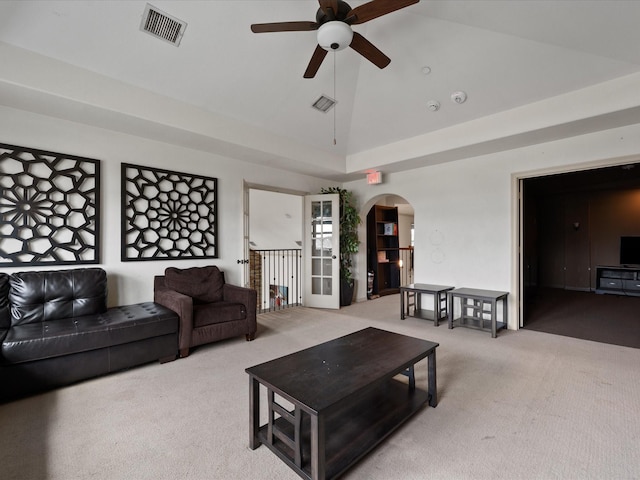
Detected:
[251,21,319,33]
[349,32,391,69]
[304,45,329,78]
[346,0,419,25]
[318,0,339,20]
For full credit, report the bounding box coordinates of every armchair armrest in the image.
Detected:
[223,284,257,333]
[154,286,193,356]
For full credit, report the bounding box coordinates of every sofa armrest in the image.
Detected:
[154,288,193,354]
[223,284,257,332]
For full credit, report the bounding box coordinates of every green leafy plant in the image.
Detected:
[320,187,361,287]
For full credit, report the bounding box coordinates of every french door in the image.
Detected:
[304,194,340,309]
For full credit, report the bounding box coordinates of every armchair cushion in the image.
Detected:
[165,266,224,303]
[193,302,247,327]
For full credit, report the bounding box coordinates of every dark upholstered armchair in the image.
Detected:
[154,266,257,358]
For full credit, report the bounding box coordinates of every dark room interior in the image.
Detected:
[523,162,640,348]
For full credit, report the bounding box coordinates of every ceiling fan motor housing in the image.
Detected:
[317,21,353,51]
[315,1,353,24]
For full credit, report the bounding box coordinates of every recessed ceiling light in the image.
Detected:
[422,66,432,75]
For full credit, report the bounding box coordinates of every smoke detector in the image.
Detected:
[427,100,440,112]
[451,91,467,104]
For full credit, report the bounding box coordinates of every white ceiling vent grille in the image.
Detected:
[312,95,336,113]
[140,4,186,46]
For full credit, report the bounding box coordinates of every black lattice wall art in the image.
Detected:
[121,163,218,261]
[0,143,100,266]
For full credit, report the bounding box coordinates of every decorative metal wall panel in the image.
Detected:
[0,143,100,266]
[121,163,218,261]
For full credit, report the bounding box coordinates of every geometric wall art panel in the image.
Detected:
[121,163,218,261]
[0,143,101,266]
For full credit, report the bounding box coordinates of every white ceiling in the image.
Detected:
[1,0,640,181]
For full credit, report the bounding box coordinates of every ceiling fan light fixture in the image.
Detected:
[317,21,353,51]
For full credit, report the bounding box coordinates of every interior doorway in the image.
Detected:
[520,161,640,348]
[246,187,304,312]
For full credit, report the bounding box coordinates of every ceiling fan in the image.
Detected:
[251,0,420,78]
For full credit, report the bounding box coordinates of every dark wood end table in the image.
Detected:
[448,288,508,338]
[246,327,439,480]
[400,283,455,326]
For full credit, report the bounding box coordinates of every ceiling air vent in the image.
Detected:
[140,4,186,46]
[311,95,336,113]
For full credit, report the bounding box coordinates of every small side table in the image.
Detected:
[448,288,508,338]
[400,283,455,326]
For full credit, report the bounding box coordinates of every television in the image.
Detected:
[619,236,640,266]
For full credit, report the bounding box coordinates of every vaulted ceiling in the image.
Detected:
[1,1,640,181]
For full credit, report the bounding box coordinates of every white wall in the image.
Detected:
[0,105,331,307]
[4,104,640,325]
[249,190,302,250]
[347,123,640,329]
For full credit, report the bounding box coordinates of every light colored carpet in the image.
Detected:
[1,294,639,480]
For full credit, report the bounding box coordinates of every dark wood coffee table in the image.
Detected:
[246,327,438,480]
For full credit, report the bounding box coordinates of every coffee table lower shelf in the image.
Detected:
[257,378,429,480]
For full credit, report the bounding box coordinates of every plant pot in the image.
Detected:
[340,279,355,307]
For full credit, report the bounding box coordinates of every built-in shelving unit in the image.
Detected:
[367,205,400,296]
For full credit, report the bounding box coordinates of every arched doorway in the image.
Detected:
[360,194,414,300]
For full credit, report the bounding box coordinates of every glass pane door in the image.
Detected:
[304,193,339,309]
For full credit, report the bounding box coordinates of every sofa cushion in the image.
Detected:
[9,268,107,326]
[165,266,223,303]
[1,302,178,364]
[193,301,247,327]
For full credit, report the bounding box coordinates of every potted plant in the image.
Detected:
[321,187,361,306]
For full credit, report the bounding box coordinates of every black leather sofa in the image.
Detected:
[0,268,179,402]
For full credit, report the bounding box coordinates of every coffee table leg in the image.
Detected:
[294,406,302,467]
[249,376,261,449]
[400,289,405,320]
[310,414,326,480]
[427,351,438,407]
[408,365,416,390]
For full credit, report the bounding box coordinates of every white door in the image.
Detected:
[241,181,250,287]
[304,194,340,309]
